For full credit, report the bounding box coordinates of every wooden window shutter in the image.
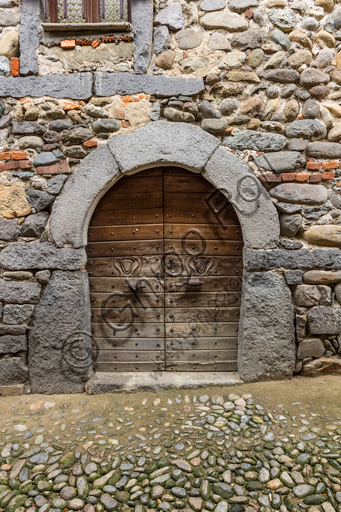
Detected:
[47,0,58,22]
[83,0,100,22]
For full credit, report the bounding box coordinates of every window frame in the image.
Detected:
[43,0,132,25]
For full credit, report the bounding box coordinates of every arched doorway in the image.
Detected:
[86,167,243,372]
[27,121,295,394]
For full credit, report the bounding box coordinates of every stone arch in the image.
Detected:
[49,121,280,250]
[28,121,295,393]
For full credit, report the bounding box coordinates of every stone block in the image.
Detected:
[27,190,55,212]
[19,0,40,76]
[0,73,93,100]
[154,26,169,55]
[46,175,67,195]
[264,69,300,83]
[0,30,19,60]
[284,270,303,285]
[3,305,35,325]
[12,122,45,135]
[200,12,248,31]
[28,270,91,393]
[308,306,341,334]
[238,271,295,381]
[0,335,27,354]
[223,130,287,151]
[269,183,328,204]
[109,121,219,174]
[133,0,153,73]
[303,225,341,247]
[244,248,341,271]
[301,356,341,376]
[294,285,332,307]
[285,120,327,140]
[94,73,204,97]
[280,214,302,237]
[21,213,48,238]
[155,5,185,30]
[254,151,305,173]
[0,219,20,241]
[203,147,279,249]
[303,270,341,284]
[296,314,306,343]
[0,280,41,304]
[0,182,31,219]
[49,144,121,248]
[0,242,87,271]
[306,142,341,158]
[297,339,325,360]
[0,357,28,385]
[335,283,341,305]
[0,324,27,335]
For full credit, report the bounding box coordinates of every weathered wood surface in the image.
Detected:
[87,169,243,371]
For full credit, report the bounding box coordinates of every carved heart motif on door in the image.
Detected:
[114,257,141,276]
[188,257,216,275]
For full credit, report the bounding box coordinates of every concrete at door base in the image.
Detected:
[27,122,294,392]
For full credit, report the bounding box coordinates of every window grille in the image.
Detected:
[43,0,130,23]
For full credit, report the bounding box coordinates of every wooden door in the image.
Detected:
[86,168,243,372]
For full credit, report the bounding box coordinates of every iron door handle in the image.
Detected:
[186,278,203,287]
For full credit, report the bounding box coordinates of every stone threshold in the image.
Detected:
[86,372,242,394]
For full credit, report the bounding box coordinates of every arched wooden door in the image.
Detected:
[86,168,243,372]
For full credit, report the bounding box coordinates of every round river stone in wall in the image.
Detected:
[228,0,259,12]
[175,29,203,49]
[200,0,226,11]
[208,32,231,50]
[268,9,296,32]
[285,120,327,140]
[269,184,328,204]
[303,226,341,247]
[280,214,302,237]
[200,12,249,31]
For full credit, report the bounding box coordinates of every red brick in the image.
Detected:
[10,57,19,77]
[260,173,281,183]
[322,161,338,170]
[296,173,309,182]
[245,9,253,18]
[114,109,125,120]
[12,151,27,160]
[18,160,33,169]
[306,162,321,170]
[309,174,322,183]
[121,120,130,128]
[0,161,20,171]
[61,39,76,49]
[60,159,71,173]
[282,173,296,182]
[321,171,335,180]
[0,152,11,161]
[37,164,62,175]
[83,140,98,148]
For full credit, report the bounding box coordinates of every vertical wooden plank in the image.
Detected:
[85,0,100,22]
[48,0,58,22]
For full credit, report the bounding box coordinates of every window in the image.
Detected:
[43,0,131,24]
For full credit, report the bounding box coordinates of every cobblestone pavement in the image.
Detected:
[0,376,340,512]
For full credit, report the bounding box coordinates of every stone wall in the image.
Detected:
[0,0,340,393]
